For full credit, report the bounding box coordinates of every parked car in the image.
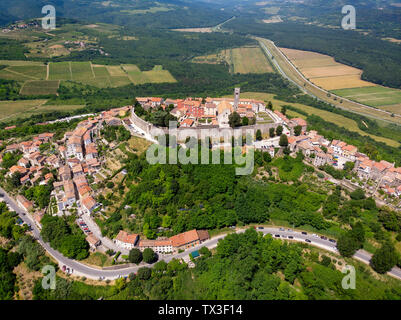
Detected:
[279,228,285,231]
[287,229,293,232]
[320,236,328,240]
[329,239,336,243]
[301,231,307,235]
[62,265,66,272]
[305,239,311,243]
[274,234,280,238]
[257,227,264,230]
[288,236,294,239]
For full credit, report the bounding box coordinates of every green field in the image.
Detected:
[332,86,401,113]
[0,60,176,92]
[0,100,84,122]
[20,80,60,96]
[123,64,176,85]
[49,62,72,81]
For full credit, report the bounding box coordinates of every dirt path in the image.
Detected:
[90,62,96,79]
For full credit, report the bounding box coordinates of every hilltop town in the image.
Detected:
[1,91,400,261]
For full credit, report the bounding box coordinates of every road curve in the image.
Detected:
[1,186,401,281]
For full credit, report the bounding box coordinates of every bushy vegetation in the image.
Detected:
[40,215,89,260]
[32,229,401,300]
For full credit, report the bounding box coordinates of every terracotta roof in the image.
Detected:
[86,234,100,246]
[82,196,96,210]
[170,229,199,247]
[115,231,138,245]
[138,239,172,247]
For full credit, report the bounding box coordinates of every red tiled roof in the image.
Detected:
[170,229,199,247]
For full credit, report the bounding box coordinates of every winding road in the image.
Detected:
[1,186,401,282]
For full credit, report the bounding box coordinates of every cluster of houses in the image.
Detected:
[136,88,267,128]
[1,20,40,33]
[1,106,132,221]
[114,229,210,254]
[273,110,401,198]
[5,133,57,187]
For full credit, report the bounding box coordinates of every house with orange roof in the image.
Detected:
[78,185,92,199]
[81,195,97,214]
[8,165,28,177]
[17,158,30,168]
[371,161,388,180]
[169,229,209,252]
[180,118,194,128]
[341,144,358,162]
[138,239,173,254]
[5,143,20,153]
[86,234,101,251]
[289,118,307,133]
[114,230,139,250]
[357,159,374,180]
[20,175,30,185]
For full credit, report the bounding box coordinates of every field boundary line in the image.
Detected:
[90,62,96,79]
[46,63,49,80]
[68,61,73,80]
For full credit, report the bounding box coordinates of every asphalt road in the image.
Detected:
[2,186,401,281]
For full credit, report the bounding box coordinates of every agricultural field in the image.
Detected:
[280,47,375,91]
[122,64,176,85]
[223,92,400,148]
[193,46,274,74]
[20,80,60,96]
[0,100,84,122]
[0,60,176,93]
[332,86,401,113]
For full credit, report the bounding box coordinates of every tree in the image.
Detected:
[228,112,241,128]
[137,267,152,280]
[128,248,143,264]
[370,241,399,274]
[294,125,302,136]
[256,129,262,141]
[269,127,275,138]
[337,232,360,257]
[350,188,365,200]
[143,248,158,264]
[276,125,283,136]
[279,134,288,147]
[281,105,287,115]
[199,246,212,258]
[242,116,249,126]
[344,161,355,172]
[267,101,273,110]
